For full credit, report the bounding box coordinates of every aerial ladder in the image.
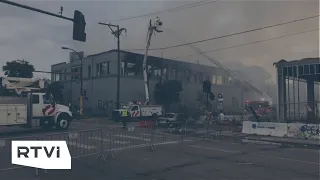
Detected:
[0,77,46,96]
[142,17,163,105]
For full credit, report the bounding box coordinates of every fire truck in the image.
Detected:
[244,100,276,119]
[0,77,73,130]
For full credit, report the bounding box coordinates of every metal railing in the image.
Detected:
[0,124,181,177]
[0,119,247,178]
[0,135,40,172]
[262,101,320,123]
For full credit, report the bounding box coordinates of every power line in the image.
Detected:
[110,0,218,22]
[170,28,318,60]
[126,15,319,51]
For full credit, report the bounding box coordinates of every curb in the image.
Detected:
[244,136,320,148]
[183,131,320,149]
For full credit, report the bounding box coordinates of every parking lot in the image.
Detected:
[0,119,319,180]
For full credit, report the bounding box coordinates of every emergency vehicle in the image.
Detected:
[0,77,73,130]
[244,100,272,115]
[112,102,163,120]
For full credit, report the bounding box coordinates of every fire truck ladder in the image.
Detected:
[166,28,271,100]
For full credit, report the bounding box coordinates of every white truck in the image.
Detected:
[0,77,73,130]
[112,104,163,120]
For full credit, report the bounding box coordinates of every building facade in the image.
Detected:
[51,50,258,116]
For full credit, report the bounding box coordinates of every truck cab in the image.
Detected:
[31,93,73,129]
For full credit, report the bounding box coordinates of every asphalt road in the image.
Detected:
[0,120,319,180]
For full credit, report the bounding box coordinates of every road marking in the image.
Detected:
[187,145,241,153]
[108,140,194,151]
[237,162,253,165]
[253,153,320,165]
[67,141,96,150]
[187,144,320,165]
[113,134,151,141]
[88,137,129,144]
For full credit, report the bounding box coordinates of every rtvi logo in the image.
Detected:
[12,141,71,169]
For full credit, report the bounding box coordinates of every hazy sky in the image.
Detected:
[0,0,318,80]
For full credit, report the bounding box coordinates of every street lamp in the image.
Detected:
[61,46,84,116]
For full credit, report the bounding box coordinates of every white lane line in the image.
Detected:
[187,145,241,153]
[253,153,320,165]
[88,137,130,144]
[67,141,96,150]
[113,134,151,141]
[108,140,194,151]
[186,144,320,165]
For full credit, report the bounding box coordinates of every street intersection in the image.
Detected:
[0,119,319,180]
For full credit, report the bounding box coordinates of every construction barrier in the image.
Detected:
[287,123,320,139]
[242,121,320,139]
[242,121,288,137]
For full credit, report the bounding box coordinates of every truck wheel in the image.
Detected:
[56,113,71,130]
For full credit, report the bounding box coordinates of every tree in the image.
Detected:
[3,59,35,78]
[46,81,64,104]
[154,80,183,106]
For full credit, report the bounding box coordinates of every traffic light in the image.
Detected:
[73,10,86,42]
[202,80,211,93]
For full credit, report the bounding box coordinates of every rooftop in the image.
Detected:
[273,58,319,67]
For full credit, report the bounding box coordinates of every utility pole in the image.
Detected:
[143,17,163,105]
[98,22,127,109]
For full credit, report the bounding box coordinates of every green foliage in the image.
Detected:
[2,60,35,78]
[154,80,183,105]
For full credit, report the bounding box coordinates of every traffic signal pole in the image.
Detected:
[0,0,73,21]
[0,0,86,42]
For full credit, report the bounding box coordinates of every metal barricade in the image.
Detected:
[105,121,176,159]
[39,128,105,160]
[0,129,106,177]
[0,135,39,174]
[178,118,243,144]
